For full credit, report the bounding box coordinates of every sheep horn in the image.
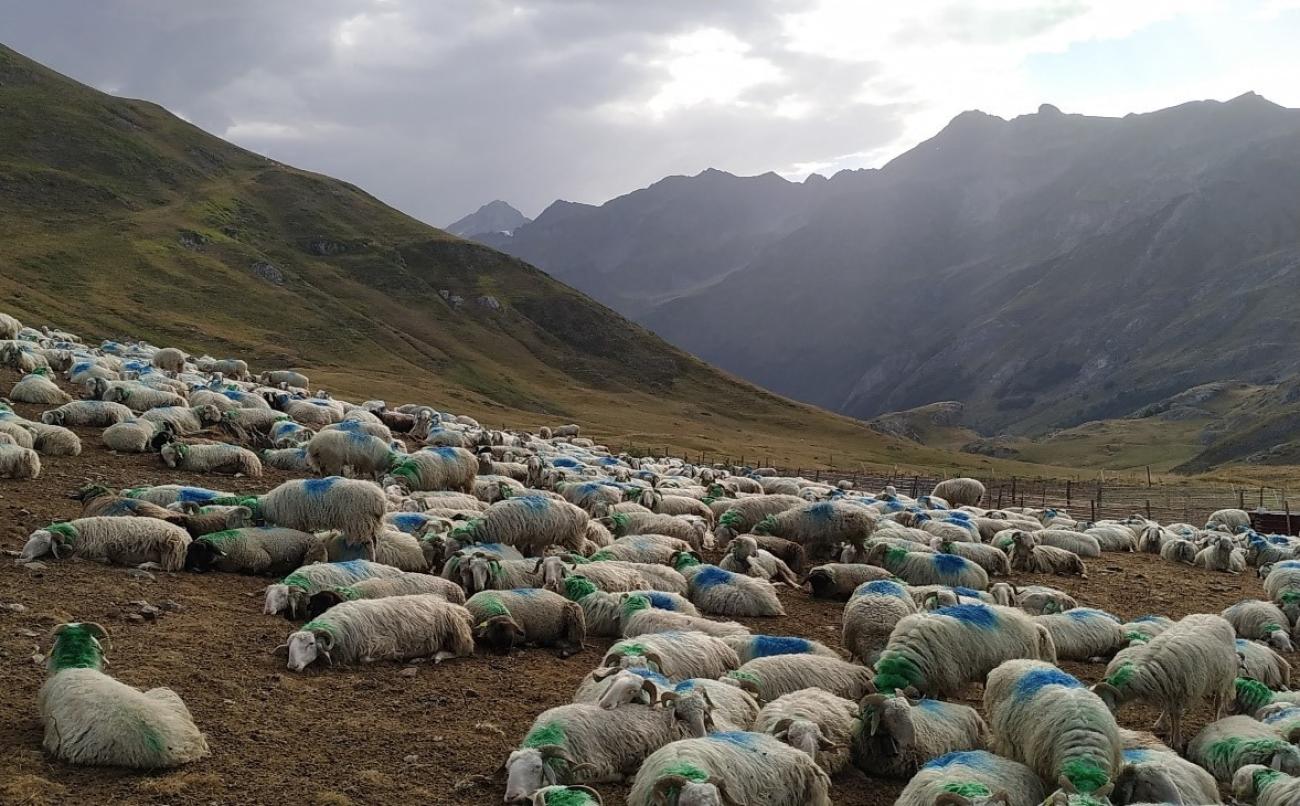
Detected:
[643,651,664,670]
[771,718,794,734]
[650,775,692,805]
[533,557,545,573]
[591,667,620,681]
[708,777,745,806]
[566,786,602,805]
[640,679,660,697]
[658,691,678,705]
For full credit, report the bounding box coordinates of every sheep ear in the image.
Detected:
[271,642,290,657]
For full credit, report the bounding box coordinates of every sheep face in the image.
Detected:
[17,529,58,562]
[597,670,657,710]
[774,718,836,765]
[184,540,225,573]
[1268,629,1296,653]
[473,615,526,654]
[278,630,331,672]
[664,780,734,806]
[504,749,548,802]
[263,584,290,615]
[160,444,182,468]
[539,556,568,593]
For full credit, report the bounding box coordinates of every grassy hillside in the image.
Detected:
[0,42,1050,475]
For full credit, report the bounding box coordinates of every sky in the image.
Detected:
[4,0,1300,227]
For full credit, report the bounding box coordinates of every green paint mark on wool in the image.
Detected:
[122,486,146,499]
[618,643,648,657]
[476,594,509,618]
[49,625,105,671]
[1124,631,1150,644]
[334,586,360,601]
[1207,736,1290,768]
[543,788,599,806]
[873,652,923,693]
[1282,592,1300,605]
[718,510,743,529]
[523,722,565,749]
[450,521,481,541]
[753,515,776,535]
[1060,760,1109,794]
[607,512,629,534]
[588,550,613,562]
[942,783,991,798]
[726,670,760,685]
[283,573,311,591]
[567,554,591,564]
[884,546,908,566]
[562,576,598,602]
[140,722,166,756]
[621,594,651,618]
[45,522,77,543]
[202,529,243,546]
[1255,767,1285,792]
[673,553,701,570]
[1264,622,1285,634]
[1105,662,1136,689]
[1235,677,1275,713]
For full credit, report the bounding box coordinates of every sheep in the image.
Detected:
[275,594,473,671]
[1237,639,1292,689]
[1225,600,1295,652]
[1009,531,1087,577]
[257,477,387,560]
[505,703,689,803]
[168,502,254,537]
[603,511,705,549]
[994,584,1079,616]
[1247,533,1300,567]
[0,416,35,448]
[265,559,407,618]
[121,483,235,508]
[573,665,674,707]
[655,678,760,736]
[42,400,134,427]
[719,634,839,665]
[105,384,189,412]
[755,688,858,774]
[1032,529,1102,558]
[1160,538,1199,566]
[306,574,465,619]
[102,418,173,453]
[1196,534,1247,574]
[284,397,344,427]
[895,750,1046,806]
[455,496,590,555]
[602,631,740,681]
[1114,745,1222,806]
[21,420,80,456]
[269,419,313,448]
[1207,508,1252,534]
[932,477,986,507]
[1263,559,1300,625]
[717,535,799,585]
[1137,524,1170,553]
[673,557,786,617]
[621,607,748,638]
[723,654,875,703]
[0,312,19,339]
[1233,764,1300,806]
[841,579,920,664]
[160,442,263,476]
[1122,614,1174,645]
[539,556,648,594]
[588,534,694,564]
[39,622,209,769]
[11,372,71,405]
[873,603,1057,697]
[911,585,993,610]
[867,542,989,589]
[322,528,428,569]
[1092,613,1238,750]
[17,517,191,570]
[1034,609,1127,661]
[384,446,477,493]
[262,370,309,389]
[73,484,184,522]
[184,527,326,575]
[751,500,879,560]
[524,786,603,806]
[984,660,1122,800]
[306,429,396,479]
[561,480,624,515]
[855,692,990,779]
[151,346,187,373]
[804,562,894,600]
[195,357,250,379]
[137,404,222,435]
[932,538,1011,577]
[0,443,40,478]
[263,446,312,472]
[454,554,545,595]
[466,588,586,656]
[712,494,806,544]
[625,731,832,806]
[1188,715,1300,783]
[558,578,646,637]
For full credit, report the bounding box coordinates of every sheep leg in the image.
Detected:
[1166,707,1184,752]
[136,561,163,570]
[433,650,458,664]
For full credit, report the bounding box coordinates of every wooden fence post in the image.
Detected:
[1066,480,1072,506]
[1146,500,1152,519]
[997,486,1004,508]
[1010,477,1017,503]
[911,476,920,498]
[1146,465,1152,487]
[1090,499,1097,521]
[1239,489,1245,510]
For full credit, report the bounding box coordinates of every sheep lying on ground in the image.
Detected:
[1224,599,1295,652]
[276,594,473,671]
[895,750,1046,806]
[42,400,134,427]
[11,372,71,404]
[1009,531,1087,577]
[602,631,740,681]
[466,588,586,657]
[184,527,326,576]
[724,654,875,703]
[264,559,406,618]
[805,562,894,600]
[39,623,209,768]
[161,442,263,476]
[867,543,990,589]
[1188,715,1300,783]
[854,691,989,780]
[306,574,465,619]
[626,731,832,806]
[18,517,191,570]
[0,442,40,478]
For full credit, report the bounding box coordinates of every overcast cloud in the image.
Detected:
[3,0,1299,225]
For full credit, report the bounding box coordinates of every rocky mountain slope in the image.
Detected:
[446,200,530,237]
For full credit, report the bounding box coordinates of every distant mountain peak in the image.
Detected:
[446,200,530,238]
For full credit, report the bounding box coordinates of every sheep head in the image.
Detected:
[650,776,741,806]
[597,670,662,711]
[473,614,526,654]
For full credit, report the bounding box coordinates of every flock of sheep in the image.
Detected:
[6,308,1300,805]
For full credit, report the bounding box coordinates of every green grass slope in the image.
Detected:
[0,42,1039,474]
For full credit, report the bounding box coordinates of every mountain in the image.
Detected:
[0,42,1016,473]
[488,96,1300,441]
[446,200,530,237]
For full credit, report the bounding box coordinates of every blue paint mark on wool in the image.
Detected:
[807,502,835,522]
[554,457,581,469]
[1262,707,1300,724]
[335,560,372,580]
[915,698,948,712]
[693,566,733,589]
[952,586,982,598]
[390,514,427,533]
[1067,608,1120,623]
[1277,560,1300,570]
[303,477,340,496]
[706,732,761,749]
[946,510,970,520]
[925,751,991,770]
[310,399,332,407]
[1133,615,1165,623]
[750,636,811,657]
[512,587,542,597]
[1269,536,1293,546]
[931,553,970,575]
[1013,667,1082,699]
[883,501,904,512]
[432,446,461,459]
[177,487,223,503]
[1122,748,1155,763]
[515,495,550,512]
[674,679,696,693]
[644,592,680,611]
[346,429,370,443]
[858,580,908,599]
[934,604,997,629]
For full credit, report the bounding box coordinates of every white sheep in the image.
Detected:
[932,477,986,507]
[1033,528,1102,557]
[895,750,1046,806]
[755,688,858,774]
[306,428,397,479]
[588,534,695,564]
[1237,638,1292,689]
[602,631,740,681]
[1263,559,1300,625]
[626,731,831,806]
[1207,508,1252,533]
[151,346,187,373]
[655,677,760,736]
[1009,531,1087,577]
[465,588,586,657]
[723,654,875,703]
[262,446,312,472]
[621,607,748,639]
[854,691,990,779]
[718,535,799,585]
[1034,609,1127,661]
[455,495,590,555]
[719,634,839,665]
[138,404,222,435]
[262,369,309,389]
[873,603,1057,697]
[39,623,209,769]
[1160,538,1198,565]
[931,538,1011,576]
[1224,599,1295,652]
[0,442,40,478]
[10,372,71,405]
[805,562,894,600]
[121,483,235,507]
[867,543,989,589]
[842,579,918,665]
[712,494,806,544]
[675,558,786,617]
[102,419,171,453]
[1092,613,1237,750]
[183,527,326,575]
[24,420,81,456]
[265,559,407,617]
[1233,764,1300,806]
[1188,715,1300,783]
[1115,744,1221,806]
[257,477,387,560]
[984,660,1121,800]
[604,510,706,548]
[385,446,477,492]
[276,594,473,671]
[1195,534,1247,573]
[41,399,134,427]
[18,517,191,570]
[160,442,263,477]
[305,574,466,620]
[751,500,879,560]
[105,384,189,412]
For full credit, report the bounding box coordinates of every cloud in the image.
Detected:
[0,0,1290,226]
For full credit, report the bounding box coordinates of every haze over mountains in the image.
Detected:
[446,200,530,238]
[476,95,1300,446]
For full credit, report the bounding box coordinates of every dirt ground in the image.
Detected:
[0,370,1286,806]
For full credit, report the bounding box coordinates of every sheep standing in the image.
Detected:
[874,603,1057,697]
[843,579,918,664]
[466,588,586,656]
[626,732,832,806]
[752,500,879,560]
[932,477,986,507]
[386,446,477,492]
[854,692,990,779]
[1092,613,1237,750]
[307,429,397,479]
[151,347,187,373]
[456,496,590,555]
[276,594,473,671]
[896,750,1046,806]
[39,623,209,768]
[18,517,191,570]
[257,477,387,560]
